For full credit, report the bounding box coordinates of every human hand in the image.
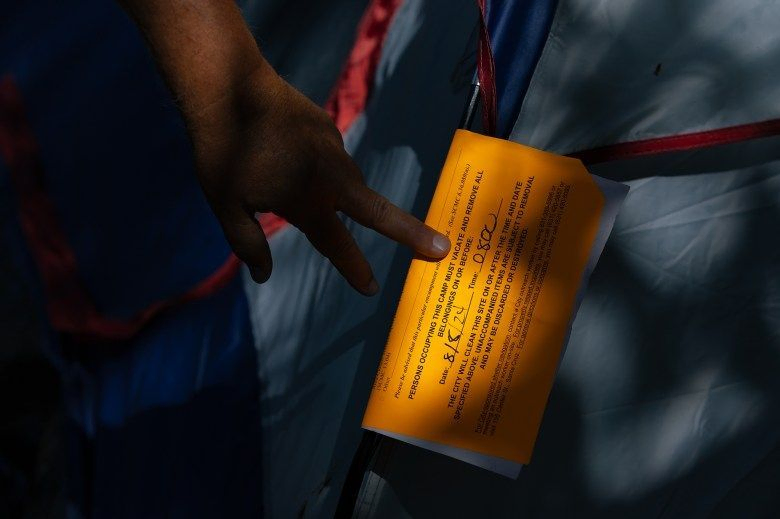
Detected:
[188,64,451,295]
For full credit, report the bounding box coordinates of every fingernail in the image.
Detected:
[432,234,450,256]
[365,278,380,296]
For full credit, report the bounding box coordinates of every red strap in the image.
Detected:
[0,75,240,342]
[325,0,404,133]
[570,118,780,165]
[475,0,498,136]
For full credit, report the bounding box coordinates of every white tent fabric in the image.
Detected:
[243,1,480,516]
[510,0,780,154]
[243,0,780,516]
[350,149,780,518]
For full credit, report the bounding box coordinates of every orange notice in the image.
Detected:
[362,130,625,477]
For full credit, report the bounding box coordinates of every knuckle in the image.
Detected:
[370,195,391,226]
[331,233,355,259]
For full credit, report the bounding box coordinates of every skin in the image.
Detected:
[118,0,451,296]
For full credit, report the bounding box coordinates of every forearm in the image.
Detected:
[118,0,273,124]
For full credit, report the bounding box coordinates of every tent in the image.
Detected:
[2,0,779,517]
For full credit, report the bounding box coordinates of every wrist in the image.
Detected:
[184,56,277,126]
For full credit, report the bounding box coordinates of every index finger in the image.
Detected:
[340,183,450,259]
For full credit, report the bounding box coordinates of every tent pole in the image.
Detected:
[459,78,481,131]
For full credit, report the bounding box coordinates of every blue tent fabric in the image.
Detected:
[90,378,263,518]
[1,1,259,515]
[486,0,559,138]
[0,0,256,423]
[0,0,232,318]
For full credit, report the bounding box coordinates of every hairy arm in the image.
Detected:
[118,0,450,295]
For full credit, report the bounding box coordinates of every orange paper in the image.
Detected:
[362,130,617,476]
